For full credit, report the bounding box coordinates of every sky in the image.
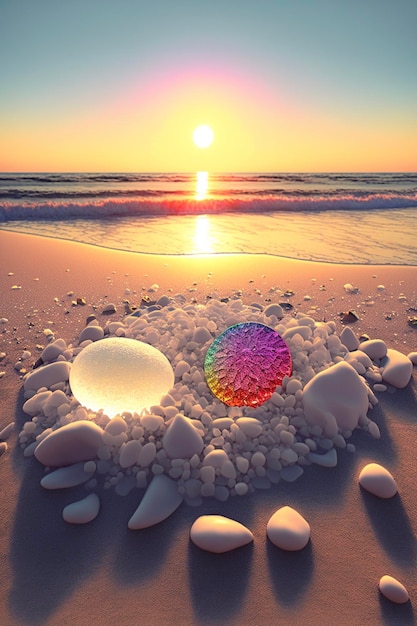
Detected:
[1,0,416,172]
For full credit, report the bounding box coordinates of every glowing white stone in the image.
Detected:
[69,338,174,417]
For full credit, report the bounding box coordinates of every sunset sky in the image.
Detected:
[1,0,416,172]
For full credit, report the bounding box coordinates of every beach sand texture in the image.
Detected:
[1,231,416,626]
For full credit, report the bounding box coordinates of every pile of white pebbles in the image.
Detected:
[18,294,415,528]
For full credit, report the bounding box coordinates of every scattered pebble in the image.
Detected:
[63,493,100,524]
[267,506,310,551]
[379,575,409,604]
[0,422,15,440]
[190,515,253,553]
[358,463,398,498]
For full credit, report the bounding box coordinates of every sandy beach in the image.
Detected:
[1,230,416,626]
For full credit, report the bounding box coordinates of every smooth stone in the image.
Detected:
[345,350,373,368]
[162,414,204,458]
[128,475,183,529]
[379,575,409,604]
[381,349,413,388]
[267,505,311,551]
[24,361,71,392]
[407,351,417,365]
[23,391,52,417]
[358,463,398,498]
[203,449,229,468]
[235,417,263,438]
[119,440,142,468]
[340,327,360,351]
[40,462,95,489]
[63,493,100,524]
[0,421,15,440]
[41,339,66,363]
[280,465,304,482]
[359,339,387,360]
[302,361,369,438]
[308,448,338,467]
[190,515,254,553]
[34,420,105,467]
[264,303,284,318]
[78,325,104,343]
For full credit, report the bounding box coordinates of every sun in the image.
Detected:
[193,125,214,149]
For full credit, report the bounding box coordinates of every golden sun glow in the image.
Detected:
[193,125,214,149]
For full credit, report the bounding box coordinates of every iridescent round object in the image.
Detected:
[204,322,292,407]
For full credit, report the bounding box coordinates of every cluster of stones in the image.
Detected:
[19,294,415,514]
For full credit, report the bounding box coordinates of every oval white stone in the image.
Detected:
[267,505,311,551]
[128,474,183,529]
[34,420,104,467]
[379,575,409,604]
[78,325,104,343]
[41,462,94,489]
[358,463,398,498]
[190,515,253,553]
[236,417,263,438]
[24,361,71,392]
[69,337,174,417]
[359,339,387,360]
[63,493,100,524]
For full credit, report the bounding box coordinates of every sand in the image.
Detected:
[1,230,416,626]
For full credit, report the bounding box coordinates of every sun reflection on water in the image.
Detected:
[193,214,214,254]
[195,171,209,201]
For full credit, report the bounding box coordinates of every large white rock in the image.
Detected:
[190,515,253,553]
[381,349,413,388]
[63,493,100,524]
[24,361,71,392]
[69,337,174,417]
[302,361,369,437]
[128,474,183,529]
[358,463,398,498]
[40,462,95,489]
[267,506,310,551]
[34,420,104,467]
[162,414,204,458]
[379,575,409,604]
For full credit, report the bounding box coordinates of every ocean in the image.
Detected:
[1,172,416,264]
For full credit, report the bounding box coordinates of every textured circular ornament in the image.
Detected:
[204,322,292,407]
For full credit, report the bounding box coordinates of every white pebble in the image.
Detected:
[190,515,253,553]
[379,575,409,604]
[0,422,15,440]
[358,463,397,498]
[267,506,310,551]
[63,493,100,524]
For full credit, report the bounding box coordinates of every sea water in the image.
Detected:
[1,172,416,264]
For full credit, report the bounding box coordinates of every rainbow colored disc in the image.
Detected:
[204,322,292,407]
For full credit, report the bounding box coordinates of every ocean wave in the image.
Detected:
[1,194,417,221]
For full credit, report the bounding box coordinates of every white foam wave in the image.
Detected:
[1,194,417,222]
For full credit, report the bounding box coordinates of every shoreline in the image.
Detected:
[1,224,417,267]
[1,230,416,626]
